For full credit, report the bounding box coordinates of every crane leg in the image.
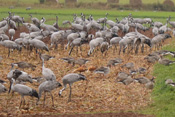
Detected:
[8,49,10,57]
[50,92,54,107]
[43,92,46,107]
[69,47,74,55]
[19,96,23,108]
[68,84,72,102]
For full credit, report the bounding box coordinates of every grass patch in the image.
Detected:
[0,7,175,26]
[142,42,175,117]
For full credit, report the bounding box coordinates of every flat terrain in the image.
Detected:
[0,25,173,116]
[0,7,175,117]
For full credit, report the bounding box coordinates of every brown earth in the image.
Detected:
[0,26,173,116]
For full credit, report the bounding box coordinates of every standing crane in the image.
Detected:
[59,73,86,102]
[9,78,39,108]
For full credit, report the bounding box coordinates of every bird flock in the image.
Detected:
[0,11,174,109]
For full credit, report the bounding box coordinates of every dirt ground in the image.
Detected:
[0,25,172,116]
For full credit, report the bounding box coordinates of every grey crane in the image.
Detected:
[40,17,58,32]
[168,16,175,28]
[69,37,88,55]
[88,37,104,56]
[38,52,55,61]
[0,18,8,28]
[12,69,33,83]
[37,80,62,106]
[0,19,9,33]
[41,57,56,81]
[100,41,109,55]
[60,57,75,66]
[9,78,39,108]
[13,61,36,71]
[9,19,17,30]
[66,32,80,49]
[53,16,59,29]
[8,29,15,40]
[8,12,24,27]
[29,39,49,54]
[109,37,122,52]
[59,73,86,102]
[0,33,10,41]
[29,14,40,28]
[0,40,22,57]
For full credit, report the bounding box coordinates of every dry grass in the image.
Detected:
[0,28,173,116]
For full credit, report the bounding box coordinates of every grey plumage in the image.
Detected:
[122,62,134,69]
[94,67,110,75]
[60,57,75,66]
[107,58,122,67]
[38,52,55,61]
[0,83,7,94]
[9,78,39,108]
[37,80,62,106]
[12,69,33,83]
[59,73,86,102]
[74,58,89,66]
[158,55,175,66]
[13,61,36,71]
[41,57,56,81]
[134,77,154,84]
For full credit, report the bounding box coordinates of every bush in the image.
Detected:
[39,0,45,4]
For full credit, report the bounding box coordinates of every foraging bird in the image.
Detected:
[59,73,86,102]
[74,58,90,66]
[165,79,175,86]
[117,76,134,85]
[12,69,33,83]
[134,77,154,84]
[9,78,39,108]
[138,67,147,74]
[13,62,36,71]
[107,58,123,67]
[60,57,75,66]
[41,57,56,81]
[158,55,175,66]
[145,81,154,89]
[37,80,62,106]
[116,72,130,82]
[38,52,55,61]
[94,67,110,75]
[122,62,134,70]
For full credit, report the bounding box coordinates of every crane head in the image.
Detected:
[78,74,86,81]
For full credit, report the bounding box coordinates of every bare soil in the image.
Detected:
[0,26,171,116]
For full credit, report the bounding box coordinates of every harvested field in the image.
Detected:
[0,26,173,116]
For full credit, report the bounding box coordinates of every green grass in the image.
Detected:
[1,7,175,26]
[1,0,174,4]
[141,42,175,117]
